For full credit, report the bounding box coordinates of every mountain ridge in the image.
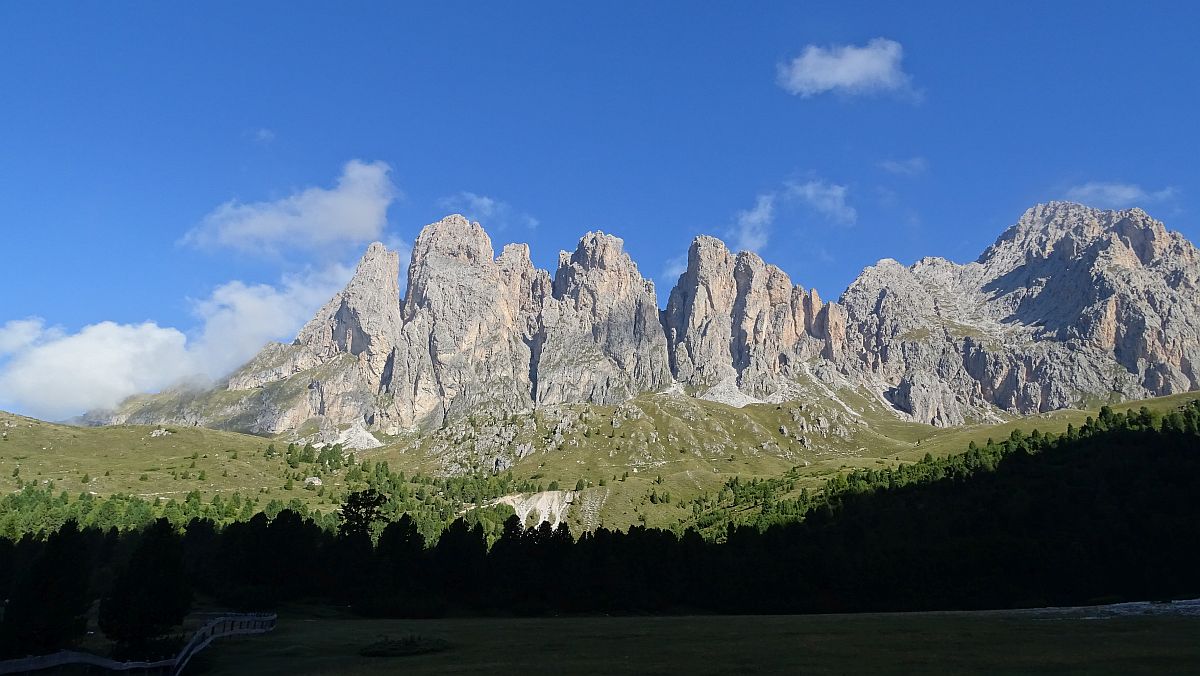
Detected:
[91,201,1200,440]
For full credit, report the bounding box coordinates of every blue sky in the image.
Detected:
[1,2,1198,418]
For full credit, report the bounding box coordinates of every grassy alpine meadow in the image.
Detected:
[2,391,1198,535]
[192,606,1200,675]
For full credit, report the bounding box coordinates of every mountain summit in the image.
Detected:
[96,203,1200,435]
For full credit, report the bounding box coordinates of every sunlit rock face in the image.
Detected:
[102,202,1200,435]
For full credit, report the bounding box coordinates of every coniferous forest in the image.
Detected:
[1,402,1198,658]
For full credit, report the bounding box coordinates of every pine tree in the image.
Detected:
[100,519,191,652]
[338,489,388,541]
[0,520,92,656]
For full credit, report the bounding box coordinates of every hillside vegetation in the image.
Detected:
[2,391,1198,536]
[3,398,1198,660]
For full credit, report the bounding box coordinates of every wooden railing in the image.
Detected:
[0,612,277,675]
[171,612,276,675]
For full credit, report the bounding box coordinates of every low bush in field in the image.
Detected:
[359,634,451,657]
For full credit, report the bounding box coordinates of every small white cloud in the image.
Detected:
[723,178,854,252]
[445,191,498,218]
[784,180,857,224]
[729,194,775,253]
[0,264,355,421]
[254,128,276,144]
[1064,182,1177,209]
[438,191,538,230]
[661,253,689,281]
[878,156,928,176]
[777,37,914,99]
[184,159,399,255]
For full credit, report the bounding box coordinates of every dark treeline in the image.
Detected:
[2,402,1198,657]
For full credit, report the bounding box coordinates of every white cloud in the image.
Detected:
[186,265,353,378]
[1064,182,1177,209]
[722,179,855,252]
[0,159,408,421]
[661,253,689,281]
[0,321,194,421]
[878,156,928,176]
[0,318,55,356]
[438,191,539,230]
[729,194,775,253]
[184,159,399,254]
[777,38,914,99]
[0,265,355,421]
[785,180,857,224]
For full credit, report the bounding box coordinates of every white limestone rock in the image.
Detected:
[99,202,1200,436]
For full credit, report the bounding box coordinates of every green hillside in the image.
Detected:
[2,390,1199,533]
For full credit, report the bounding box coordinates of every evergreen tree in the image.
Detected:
[99,519,192,653]
[0,520,92,656]
[338,489,388,541]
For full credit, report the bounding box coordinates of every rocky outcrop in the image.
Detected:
[100,202,1200,435]
[387,215,543,428]
[227,242,401,391]
[662,236,831,398]
[535,231,671,405]
[836,202,1200,422]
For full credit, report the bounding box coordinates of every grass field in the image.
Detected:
[192,606,1200,675]
[3,390,1199,532]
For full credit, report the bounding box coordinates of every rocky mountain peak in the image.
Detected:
[663,233,833,397]
[294,239,401,364]
[536,230,671,405]
[979,201,1185,269]
[552,231,651,300]
[105,203,1200,440]
[411,213,494,266]
[563,231,625,269]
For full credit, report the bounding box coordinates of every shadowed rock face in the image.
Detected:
[102,202,1200,435]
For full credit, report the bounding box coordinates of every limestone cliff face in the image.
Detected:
[535,231,671,405]
[662,236,832,398]
[100,202,1200,437]
[835,202,1200,423]
[388,215,541,429]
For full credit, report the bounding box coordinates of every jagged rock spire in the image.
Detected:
[535,231,671,404]
[106,202,1200,435]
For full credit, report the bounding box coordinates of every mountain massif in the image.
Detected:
[96,202,1200,441]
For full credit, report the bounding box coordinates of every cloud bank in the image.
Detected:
[0,265,353,421]
[0,320,193,422]
[777,38,913,99]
